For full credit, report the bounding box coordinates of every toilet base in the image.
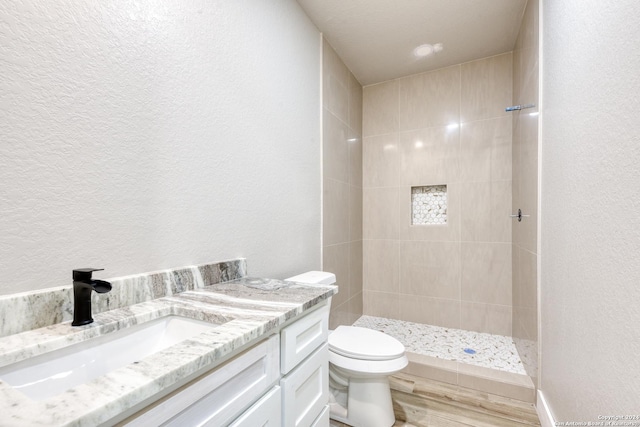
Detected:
[329,376,395,427]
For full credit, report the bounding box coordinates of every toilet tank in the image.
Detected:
[285,271,336,285]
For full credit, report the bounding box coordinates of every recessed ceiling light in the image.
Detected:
[414,44,434,57]
[414,43,444,58]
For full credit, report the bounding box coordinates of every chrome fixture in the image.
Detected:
[505,104,536,112]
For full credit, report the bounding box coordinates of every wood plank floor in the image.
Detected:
[330,372,541,427]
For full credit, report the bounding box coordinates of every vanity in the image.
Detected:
[0,259,336,426]
[118,297,330,427]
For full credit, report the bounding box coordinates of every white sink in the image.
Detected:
[0,315,220,401]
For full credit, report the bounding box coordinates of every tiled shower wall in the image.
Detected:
[362,53,513,336]
[322,39,364,329]
[512,0,539,385]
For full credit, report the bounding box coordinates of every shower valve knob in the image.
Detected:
[510,209,530,222]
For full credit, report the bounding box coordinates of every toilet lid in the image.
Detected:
[329,326,405,361]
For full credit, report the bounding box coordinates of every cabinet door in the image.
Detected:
[280,343,329,427]
[280,304,328,375]
[228,386,281,427]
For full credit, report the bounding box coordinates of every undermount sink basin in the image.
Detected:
[0,315,220,401]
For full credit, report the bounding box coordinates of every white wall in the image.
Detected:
[0,0,321,295]
[541,0,640,420]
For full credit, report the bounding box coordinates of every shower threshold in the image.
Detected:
[352,315,535,402]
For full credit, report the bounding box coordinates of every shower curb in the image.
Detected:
[402,351,536,403]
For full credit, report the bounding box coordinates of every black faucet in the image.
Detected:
[72,268,112,326]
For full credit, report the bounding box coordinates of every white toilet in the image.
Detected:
[286,271,408,427]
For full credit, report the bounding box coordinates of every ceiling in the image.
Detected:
[296,0,528,86]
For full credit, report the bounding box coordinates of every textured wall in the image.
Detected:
[542,0,640,420]
[321,39,363,329]
[362,53,513,335]
[0,0,321,295]
[512,0,539,386]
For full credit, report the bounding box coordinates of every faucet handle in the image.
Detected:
[73,268,105,281]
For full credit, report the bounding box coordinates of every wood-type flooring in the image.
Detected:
[329,372,541,427]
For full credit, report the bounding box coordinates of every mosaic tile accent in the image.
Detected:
[411,185,447,225]
[353,315,526,375]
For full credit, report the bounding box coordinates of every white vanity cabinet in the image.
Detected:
[279,304,330,427]
[118,302,330,427]
[231,297,330,427]
[228,385,281,427]
[216,300,331,427]
[121,334,281,427]
[280,343,329,427]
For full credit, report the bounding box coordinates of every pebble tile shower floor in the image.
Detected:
[352,315,526,375]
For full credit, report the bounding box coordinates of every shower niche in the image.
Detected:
[411,185,447,225]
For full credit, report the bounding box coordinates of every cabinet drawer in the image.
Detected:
[310,405,329,427]
[280,304,328,374]
[280,343,329,427]
[228,386,281,427]
[123,334,280,427]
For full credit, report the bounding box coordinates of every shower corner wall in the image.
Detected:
[511,0,540,388]
[321,38,364,330]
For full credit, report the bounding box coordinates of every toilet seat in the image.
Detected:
[329,350,408,376]
[329,326,405,361]
[328,326,408,376]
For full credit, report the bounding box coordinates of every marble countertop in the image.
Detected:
[0,277,336,426]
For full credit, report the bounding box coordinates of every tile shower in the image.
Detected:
[322,0,538,389]
[362,52,514,336]
[360,51,522,377]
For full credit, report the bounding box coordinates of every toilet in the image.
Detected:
[286,271,408,427]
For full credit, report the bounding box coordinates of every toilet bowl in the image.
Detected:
[285,271,408,427]
[327,325,408,426]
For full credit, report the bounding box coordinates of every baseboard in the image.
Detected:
[537,390,555,427]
